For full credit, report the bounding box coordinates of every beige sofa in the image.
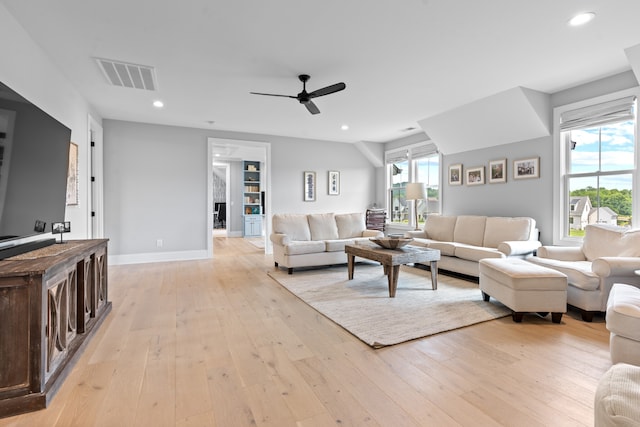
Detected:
[528,224,640,321]
[404,215,541,277]
[270,212,384,274]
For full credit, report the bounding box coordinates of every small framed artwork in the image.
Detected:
[448,164,462,186]
[52,221,71,234]
[303,171,316,201]
[513,157,540,180]
[34,220,46,233]
[489,159,507,184]
[66,142,78,205]
[466,166,485,185]
[328,170,340,195]
[51,221,71,243]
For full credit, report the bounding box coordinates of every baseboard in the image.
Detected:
[108,249,210,265]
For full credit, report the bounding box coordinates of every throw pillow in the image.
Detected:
[308,213,339,241]
[582,224,640,260]
[335,213,366,239]
[483,217,533,248]
[424,215,457,241]
[272,214,311,241]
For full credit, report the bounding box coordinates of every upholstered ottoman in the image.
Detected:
[594,363,640,426]
[606,283,640,366]
[479,258,568,323]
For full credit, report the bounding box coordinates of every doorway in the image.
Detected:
[207,138,271,257]
[212,163,228,235]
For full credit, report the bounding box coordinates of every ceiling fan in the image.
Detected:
[250,74,346,115]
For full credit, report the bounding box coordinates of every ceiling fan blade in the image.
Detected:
[304,100,320,115]
[308,82,346,98]
[250,92,296,99]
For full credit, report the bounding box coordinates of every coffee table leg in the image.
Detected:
[430,261,438,290]
[388,264,400,297]
[347,254,355,280]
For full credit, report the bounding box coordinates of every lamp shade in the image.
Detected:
[406,182,427,201]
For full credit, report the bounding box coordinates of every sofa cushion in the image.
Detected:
[325,239,355,252]
[483,217,534,248]
[454,244,504,262]
[583,224,640,261]
[424,215,457,242]
[335,213,366,239]
[453,216,487,247]
[283,240,326,255]
[527,257,600,291]
[308,213,339,241]
[427,241,457,257]
[272,214,311,241]
[606,283,640,342]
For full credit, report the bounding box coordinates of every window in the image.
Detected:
[554,91,638,243]
[386,143,440,228]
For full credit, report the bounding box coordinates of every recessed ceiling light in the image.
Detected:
[569,12,595,26]
[153,100,164,108]
[341,124,349,131]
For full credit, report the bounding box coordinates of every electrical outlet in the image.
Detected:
[156,239,163,248]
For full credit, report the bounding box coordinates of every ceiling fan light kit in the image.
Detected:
[251,74,346,115]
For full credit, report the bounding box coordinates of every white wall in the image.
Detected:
[0,4,100,240]
[104,120,378,262]
[270,138,376,214]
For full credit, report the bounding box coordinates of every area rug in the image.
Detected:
[267,263,510,348]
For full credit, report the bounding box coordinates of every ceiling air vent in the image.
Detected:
[95,58,157,91]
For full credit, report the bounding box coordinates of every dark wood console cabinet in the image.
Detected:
[0,239,111,418]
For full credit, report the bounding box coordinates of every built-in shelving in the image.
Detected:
[243,161,262,237]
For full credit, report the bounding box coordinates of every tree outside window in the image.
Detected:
[565,120,634,237]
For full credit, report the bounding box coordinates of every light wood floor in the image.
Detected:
[0,236,611,426]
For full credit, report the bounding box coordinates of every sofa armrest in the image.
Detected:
[404,230,427,238]
[536,245,586,261]
[362,229,384,238]
[592,257,640,277]
[270,233,290,246]
[497,240,542,256]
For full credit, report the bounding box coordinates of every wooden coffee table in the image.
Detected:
[345,243,441,297]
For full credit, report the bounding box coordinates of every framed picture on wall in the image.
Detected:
[66,142,78,205]
[513,157,540,180]
[448,164,462,186]
[466,166,485,185]
[328,171,340,195]
[303,171,316,201]
[489,159,506,183]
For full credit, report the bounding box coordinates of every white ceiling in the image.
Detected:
[3,0,640,144]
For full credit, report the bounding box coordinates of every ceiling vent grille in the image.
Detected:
[95,58,157,91]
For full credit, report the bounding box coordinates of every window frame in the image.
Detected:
[385,142,441,230]
[552,88,639,246]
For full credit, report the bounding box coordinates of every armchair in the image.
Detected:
[529,224,640,321]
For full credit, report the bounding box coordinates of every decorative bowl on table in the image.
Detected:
[370,237,413,249]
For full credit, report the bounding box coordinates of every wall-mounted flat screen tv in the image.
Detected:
[0,81,71,258]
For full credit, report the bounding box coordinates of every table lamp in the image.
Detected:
[406,182,427,230]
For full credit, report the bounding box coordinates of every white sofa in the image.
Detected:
[270,212,384,274]
[405,215,541,278]
[529,224,640,321]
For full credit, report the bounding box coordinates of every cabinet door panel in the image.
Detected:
[0,282,31,396]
